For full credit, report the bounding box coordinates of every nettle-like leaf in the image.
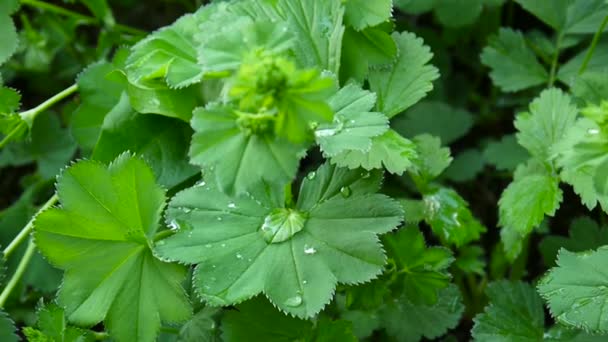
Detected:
[423,187,486,247]
[499,162,562,259]
[410,134,453,185]
[540,217,608,266]
[126,12,205,88]
[315,83,389,156]
[331,129,418,175]
[34,154,191,342]
[380,284,464,342]
[516,88,578,161]
[188,104,306,194]
[514,0,608,34]
[555,118,608,211]
[369,31,439,118]
[22,301,94,342]
[0,310,18,342]
[472,281,545,341]
[538,247,608,333]
[384,226,454,305]
[480,28,548,92]
[0,11,18,68]
[156,163,403,318]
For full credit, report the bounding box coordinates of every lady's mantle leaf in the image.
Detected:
[538,247,608,334]
[384,226,454,305]
[344,0,392,30]
[189,104,306,194]
[315,83,389,156]
[22,302,94,342]
[34,154,191,342]
[126,12,206,88]
[156,163,403,318]
[0,310,18,342]
[380,284,464,342]
[472,281,545,341]
[369,31,439,118]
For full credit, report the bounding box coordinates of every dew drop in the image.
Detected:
[221,243,226,248]
[168,220,180,231]
[156,240,166,246]
[302,280,308,285]
[187,231,193,238]
[304,245,317,255]
[205,244,212,248]
[587,128,600,135]
[182,207,192,213]
[227,202,237,209]
[284,295,303,307]
[236,253,243,259]
[340,186,351,198]
[217,216,223,221]
[361,171,371,179]
[309,121,319,130]
[307,171,317,180]
[212,264,217,268]
[195,181,206,187]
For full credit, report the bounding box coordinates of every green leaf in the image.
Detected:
[483,135,529,171]
[221,297,313,341]
[276,0,345,74]
[423,187,486,247]
[499,164,562,259]
[516,88,578,160]
[434,0,483,28]
[555,118,608,211]
[0,310,18,342]
[471,281,545,342]
[0,14,18,67]
[540,217,608,266]
[34,154,191,342]
[199,20,293,74]
[340,26,397,83]
[125,80,198,122]
[178,307,220,342]
[454,245,486,275]
[572,71,608,105]
[311,318,357,342]
[344,0,392,30]
[514,0,608,34]
[23,301,94,342]
[369,31,439,118]
[384,226,454,305]
[393,101,474,145]
[444,149,485,182]
[331,129,417,175]
[79,0,114,27]
[559,40,608,86]
[480,28,548,92]
[91,107,198,189]
[380,284,464,342]
[71,62,126,151]
[538,247,608,333]
[411,134,453,184]
[315,83,389,156]
[394,0,435,14]
[188,104,306,194]
[127,13,204,88]
[0,114,77,179]
[0,87,20,114]
[156,162,403,318]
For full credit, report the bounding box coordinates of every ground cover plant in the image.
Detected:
[1,0,608,341]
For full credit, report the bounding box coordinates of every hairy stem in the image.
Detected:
[20,0,146,35]
[547,32,564,87]
[0,240,36,307]
[0,84,78,149]
[578,14,608,75]
[3,194,58,258]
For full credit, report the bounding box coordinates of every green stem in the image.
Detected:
[548,32,564,87]
[3,194,58,258]
[578,14,608,75]
[20,0,146,35]
[19,84,78,125]
[0,240,36,307]
[153,229,175,242]
[0,85,78,150]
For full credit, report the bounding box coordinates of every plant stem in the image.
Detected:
[3,194,58,258]
[0,85,78,150]
[0,240,36,307]
[153,229,175,242]
[20,0,146,36]
[578,14,608,75]
[19,84,78,125]
[548,32,564,87]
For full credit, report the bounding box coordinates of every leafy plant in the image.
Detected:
[2,0,608,341]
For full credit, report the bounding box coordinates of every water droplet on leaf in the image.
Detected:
[284,295,303,307]
[227,202,237,209]
[340,186,351,198]
[304,245,317,255]
[306,171,316,180]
